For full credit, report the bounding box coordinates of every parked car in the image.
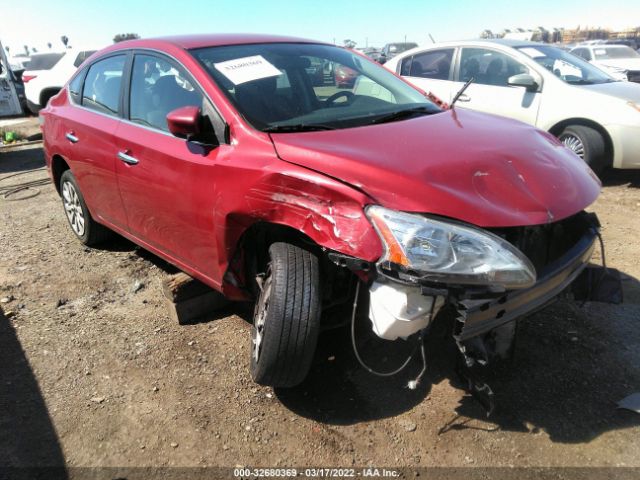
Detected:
[570,44,640,83]
[23,47,98,113]
[384,39,640,173]
[378,42,418,64]
[358,47,382,62]
[41,35,601,394]
[334,63,359,87]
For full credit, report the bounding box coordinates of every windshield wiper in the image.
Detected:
[451,76,475,107]
[369,106,435,125]
[263,124,336,133]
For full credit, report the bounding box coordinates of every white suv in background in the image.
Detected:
[384,39,640,173]
[23,47,97,113]
[570,44,640,83]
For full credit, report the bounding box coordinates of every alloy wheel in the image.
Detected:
[62,181,85,237]
[252,266,272,363]
[560,134,585,159]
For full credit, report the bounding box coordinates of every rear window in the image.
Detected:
[74,51,97,68]
[593,46,640,60]
[24,53,65,70]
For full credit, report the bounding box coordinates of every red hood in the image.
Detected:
[270,109,601,227]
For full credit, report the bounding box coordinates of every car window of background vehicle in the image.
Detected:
[129,54,202,131]
[401,49,455,80]
[593,46,640,59]
[81,55,126,115]
[24,52,65,70]
[460,48,530,85]
[73,50,97,68]
[517,45,613,85]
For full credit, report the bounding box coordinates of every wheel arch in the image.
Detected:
[51,154,70,194]
[39,87,61,109]
[548,118,613,168]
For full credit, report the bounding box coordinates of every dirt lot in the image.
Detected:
[1,144,639,476]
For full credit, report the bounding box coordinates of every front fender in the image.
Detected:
[215,167,383,298]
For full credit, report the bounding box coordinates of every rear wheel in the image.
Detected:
[558,125,607,175]
[250,242,321,387]
[59,170,112,246]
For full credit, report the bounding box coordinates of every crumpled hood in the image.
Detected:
[270,109,601,227]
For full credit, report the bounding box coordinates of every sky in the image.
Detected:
[1,0,639,54]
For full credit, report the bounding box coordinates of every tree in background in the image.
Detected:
[113,33,140,43]
[343,39,357,49]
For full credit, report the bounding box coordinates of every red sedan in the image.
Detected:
[41,34,600,395]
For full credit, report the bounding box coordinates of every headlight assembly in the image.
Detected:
[366,206,536,289]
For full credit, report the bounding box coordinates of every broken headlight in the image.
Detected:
[366,206,536,289]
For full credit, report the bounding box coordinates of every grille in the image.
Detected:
[488,214,589,275]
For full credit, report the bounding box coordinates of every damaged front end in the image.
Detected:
[342,207,604,413]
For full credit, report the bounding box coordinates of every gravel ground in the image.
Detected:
[1,145,639,476]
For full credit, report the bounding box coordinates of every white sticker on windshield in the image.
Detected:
[519,47,545,58]
[594,49,607,55]
[214,55,282,85]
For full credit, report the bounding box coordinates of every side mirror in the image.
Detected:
[166,106,201,140]
[508,73,539,91]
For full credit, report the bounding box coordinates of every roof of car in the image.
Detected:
[115,34,328,50]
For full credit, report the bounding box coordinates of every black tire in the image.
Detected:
[558,125,607,175]
[250,242,321,387]
[59,170,112,246]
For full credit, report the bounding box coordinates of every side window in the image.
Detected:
[68,69,85,104]
[400,56,413,76]
[460,48,529,86]
[577,49,592,61]
[82,55,125,115]
[129,54,202,132]
[407,49,454,80]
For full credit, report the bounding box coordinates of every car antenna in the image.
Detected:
[429,33,436,44]
[450,77,474,108]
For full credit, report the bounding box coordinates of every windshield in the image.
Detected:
[191,43,439,131]
[24,53,65,71]
[516,45,614,85]
[593,46,640,60]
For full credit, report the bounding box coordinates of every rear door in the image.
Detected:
[114,52,228,281]
[59,53,129,229]
[451,47,541,125]
[398,48,457,102]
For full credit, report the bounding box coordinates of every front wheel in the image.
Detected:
[558,125,607,175]
[250,242,321,388]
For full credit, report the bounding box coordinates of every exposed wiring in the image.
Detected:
[0,167,49,201]
[350,280,427,380]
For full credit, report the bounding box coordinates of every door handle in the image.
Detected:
[117,150,139,165]
[65,132,79,143]
[457,94,471,102]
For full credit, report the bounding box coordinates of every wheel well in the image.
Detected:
[39,87,61,108]
[226,222,355,309]
[548,118,613,168]
[232,223,322,288]
[51,155,70,194]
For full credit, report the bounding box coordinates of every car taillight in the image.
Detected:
[22,75,37,83]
